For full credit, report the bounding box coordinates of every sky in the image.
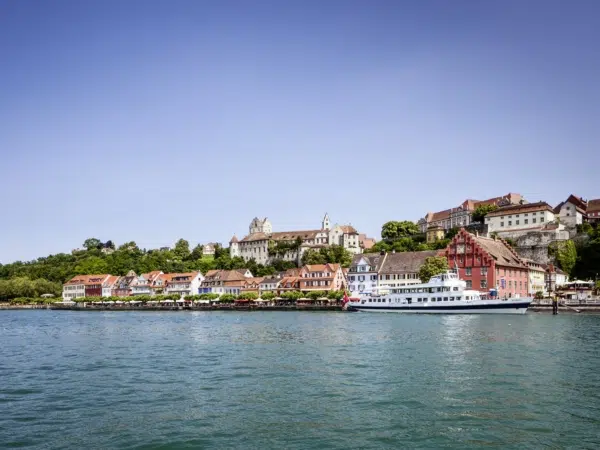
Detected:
[1,0,599,263]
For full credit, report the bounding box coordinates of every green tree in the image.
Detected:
[189,244,204,261]
[74,256,109,275]
[173,239,191,261]
[301,249,327,265]
[261,292,275,300]
[418,256,449,283]
[320,245,353,267]
[471,204,498,223]
[550,240,577,275]
[237,291,259,300]
[83,238,101,250]
[307,290,326,300]
[381,221,419,240]
[446,227,460,239]
[271,259,298,272]
[219,293,236,303]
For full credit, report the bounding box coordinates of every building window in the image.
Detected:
[533,218,537,224]
[524,219,528,224]
[466,280,472,289]
[508,221,512,226]
[465,267,472,276]
[481,267,487,275]
[540,217,545,223]
[481,280,487,289]
[516,220,519,225]
[500,222,504,227]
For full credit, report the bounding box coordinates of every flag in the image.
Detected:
[343,290,350,304]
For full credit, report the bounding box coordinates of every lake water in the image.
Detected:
[1,310,599,449]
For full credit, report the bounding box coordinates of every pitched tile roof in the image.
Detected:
[339,225,358,234]
[587,198,600,213]
[428,209,451,222]
[103,275,120,287]
[469,235,527,269]
[303,263,341,273]
[359,234,376,249]
[202,270,247,282]
[168,272,200,283]
[271,230,323,240]
[379,251,438,274]
[486,201,553,218]
[64,274,111,286]
[240,229,325,242]
[350,253,387,272]
[260,277,279,285]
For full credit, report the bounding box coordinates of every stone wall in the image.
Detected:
[512,231,557,264]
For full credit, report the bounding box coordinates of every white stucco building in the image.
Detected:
[485,202,557,236]
[555,194,587,228]
[230,214,364,265]
[377,251,439,290]
[524,260,546,296]
[164,272,204,296]
[347,253,386,295]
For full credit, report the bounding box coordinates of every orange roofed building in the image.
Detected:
[588,198,600,223]
[419,193,523,232]
[299,263,346,292]
[62,274,111,301]
[444,229,529,298]
[164,272,204,297]
[199,269,253,296]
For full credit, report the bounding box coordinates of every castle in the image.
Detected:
[230,214,360,265]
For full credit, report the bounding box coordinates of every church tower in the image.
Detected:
[322,213,331,231]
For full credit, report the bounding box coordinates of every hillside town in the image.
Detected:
[60,193,600,303]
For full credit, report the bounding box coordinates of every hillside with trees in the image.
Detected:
[0,238,353,299]
[368,220,451,254]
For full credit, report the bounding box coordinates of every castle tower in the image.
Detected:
[322,213,331,231]
[229,235,240,257]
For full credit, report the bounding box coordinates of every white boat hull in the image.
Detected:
[348,301,531,315]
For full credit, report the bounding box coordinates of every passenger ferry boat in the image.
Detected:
[347,271,531,314]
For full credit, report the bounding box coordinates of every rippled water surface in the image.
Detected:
[1,311,600,449]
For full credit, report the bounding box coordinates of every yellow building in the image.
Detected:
[426,225,445,243]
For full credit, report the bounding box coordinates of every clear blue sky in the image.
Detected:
[1,0,599,263]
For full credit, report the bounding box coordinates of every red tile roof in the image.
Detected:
[486,201,553,218]
[588,199,600,213]
[64,274,110,286]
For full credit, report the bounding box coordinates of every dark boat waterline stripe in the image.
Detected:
[350,302,531,311]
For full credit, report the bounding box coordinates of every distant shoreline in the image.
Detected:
[2,303,600,314]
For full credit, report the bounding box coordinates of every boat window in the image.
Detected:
[450,297,454,301]
[438,297,442,302]
[431,298,436,302]
[444,297,448,301]
[465,296,470,300]
[456,296,461,301]
[437,287,442,292]
[453,287,459,291]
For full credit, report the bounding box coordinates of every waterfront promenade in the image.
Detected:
[3,301,600,313]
